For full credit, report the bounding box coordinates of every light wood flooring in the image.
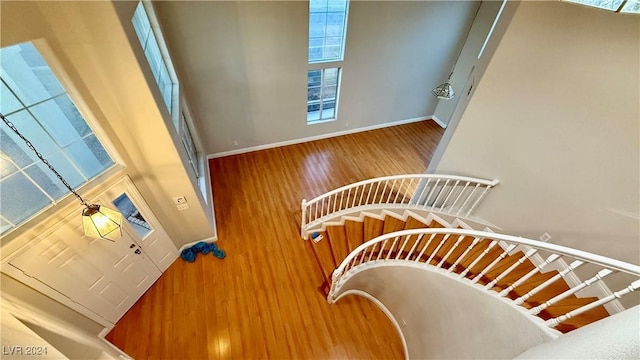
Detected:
[106,120,444,359]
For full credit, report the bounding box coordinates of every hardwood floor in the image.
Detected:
[106,120,444,359]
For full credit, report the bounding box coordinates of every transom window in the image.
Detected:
[564,0,640,13]
[132,1,177,125]
[180,111,199,178]
[0,42,114,234]
[307,68,340,123]
[309,0,349,63]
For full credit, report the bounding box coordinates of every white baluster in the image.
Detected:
[437,235,465,268]
[465,185,491,217]
[386,180,397,203]
[376,239,389,261]
[459,240,498,278]
[546,280,640,328]
[423,179,441,208]
[367,243,378,263]
[348,255,358,270]
[395,234,411,260]
[346,188,352,209]
[471,244,517,284]
[358,183,366,206]
[351,185,360,207]
[414,233,438,262]
[427,234,452,265]
[441,180,460,211]
[448,237,482,273]
[406,234,425,260]
[514,260,584,305]
[400,178,415,203]
[530,269,613,315]
[449,181,470,214]
[314,202,319,222]
[415,179,430,205]
[358,247,367,265]
[331,194,337,213]
[393,179,406,203]
[432,179,450,210]
[301,199,307,239]
[386,236,401,260]
[457,183,480,216]
[485,249,538,289]
[380,180,390,203]
[339,190,345,212]
[373,181,382,204]
[365,182,374,205]
[499,254,560,297]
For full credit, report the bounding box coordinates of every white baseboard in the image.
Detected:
[98,328,133,360]
[207,116,435,159]
[431,115,448,129]
[178,236,217,253]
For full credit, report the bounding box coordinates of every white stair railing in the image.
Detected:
[328,228,640,332]
[301,174,499,239]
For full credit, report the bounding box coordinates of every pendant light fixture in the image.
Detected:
[432,4,482,100]
[1,113,123,241]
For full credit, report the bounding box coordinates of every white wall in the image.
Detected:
[0,1,215,248]
[336,265,557,359]
[1,274,123,360]
[154,1,480,154]
[516,306,640,359]
[1,307,68,360]
[433,1,640,304]
[0,0,216,351]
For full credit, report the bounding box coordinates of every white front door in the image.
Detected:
[8,218,161,323]
[103,177,179,272]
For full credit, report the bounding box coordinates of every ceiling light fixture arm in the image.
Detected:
[1,112,89,207]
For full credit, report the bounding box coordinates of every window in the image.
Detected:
[113,193,151,238]
[309,0,349,63]
[0,42,114,234]
[180,112,199,178]
[307,68,340,123]
[564,0,640,13]
[132,1,177,123]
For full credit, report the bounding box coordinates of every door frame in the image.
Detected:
[1,175,176,328]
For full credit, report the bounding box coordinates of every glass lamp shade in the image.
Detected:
[82,204,123,241]
[432,82,455,100]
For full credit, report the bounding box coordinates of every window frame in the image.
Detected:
[0,40,123,240]
[306,67,342,125]
[132,0,180,130]
[308,0,350,64]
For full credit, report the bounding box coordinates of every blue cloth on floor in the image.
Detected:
[180,242,226,262]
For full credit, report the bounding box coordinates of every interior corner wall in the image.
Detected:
[434,0,640,302]
[154,1,480,155]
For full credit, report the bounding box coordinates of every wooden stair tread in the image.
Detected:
[483,251,524,279]
[490,261,537,290]
[551,305,610,333]
[326,225,349,264]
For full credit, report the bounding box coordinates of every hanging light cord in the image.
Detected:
[1,112,89,207]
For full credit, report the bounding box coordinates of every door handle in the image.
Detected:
[134,249,141,255]
[130,244,136,249]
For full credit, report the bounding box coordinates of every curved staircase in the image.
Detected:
[300,174,640,354]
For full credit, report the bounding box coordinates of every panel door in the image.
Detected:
[9,218,161,323]
[104,179,179,272]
